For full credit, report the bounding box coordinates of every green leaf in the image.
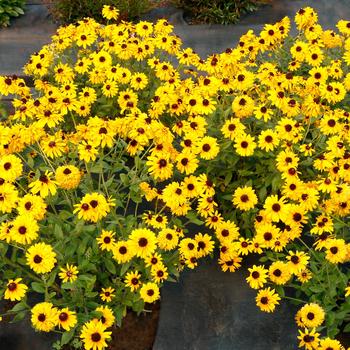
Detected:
[10,301,28,313]
[105,259,116,274]
[61,329,75,345]
[120,262,131,276]
[10,310,26,323]
[54,224,64,239]
[31,281,45,293]
[185,211,204,225]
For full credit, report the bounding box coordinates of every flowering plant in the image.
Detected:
[1,4,350,350]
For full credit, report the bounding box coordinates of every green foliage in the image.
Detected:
[0,0,25,27]
[50,0,150,24]
[174,0,262,24]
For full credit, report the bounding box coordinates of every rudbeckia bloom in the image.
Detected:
[232,186,258,211]
[31,302,58,332]
[80,320,112,350]
[255,287,281,313]
[57,308,77,331]
[4,278,28,301]
[26,242,57,274]
[139,282,160,303]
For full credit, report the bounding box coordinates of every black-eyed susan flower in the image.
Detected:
[176,151,198,175]
[297,328,320,350]
[325,238,347,264]
[59,263,79,283]
[11,215,39,245]
[125,271,142,292]
[151,263,169,283]
[28,171,57,198]
[113,241,133,264]
[157,228,179,251]
[287,250,310,274]
[57,308,77,331]
[218,253,242,272]
[299,303,325,329]
[258,129,280,152]
[268,261,291,285]
[0,154,23,182]
[221,117,246,140]
[264,195,287,222]
[246,265,268,290]
[297,269,312,283]
[102,5,119,20]
[255,287,281,313]
[232,186,258,211]
[73,192,115,223]
[145,252,163,268]
[139,282,160,303]
[318,338,343,350]
[195,233,215,257]
[26,242,57,274]
[129,228,157,258]
[0,182,18,214]
[234,133,256,157]
[95,306,115,328]
[17,194,47,220]
[80,320,112,350]
[146,154,173,181]
[215,220,240,243]
[97,230,116,251]
[100,287,115,303]
[4,278,28,301]
[55,165,81,190]
[31,302,58,332]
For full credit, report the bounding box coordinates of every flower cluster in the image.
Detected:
[0,4,350,350]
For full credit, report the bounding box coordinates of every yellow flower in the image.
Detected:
[297,328,320,350]
[246,265,268,290]
[11,215,39,245]
[0,154,23,182]
[57,308,77,331]
[298,303,325,329]
[255,287,281,313]
[234,133,256,157]
[17,194,47,220]
[102,5,119,20]
[95,306,115,328]
[97,230,116,252]
[4,278,28,301]
[268,261,291,285]
[287,250,310,274]
[129,228,157,258]
[31,302,58,332]
[26,242,57,274]
[80,320,112,350]
[139,282,160,303]
[125,271,142,292]
[232,186,258,211]
[0,182,18,214]
[73,193,115,223]
[28,171,57,198]
[55,165,81,190]
[100,287,115,303]
[59,264,79,283]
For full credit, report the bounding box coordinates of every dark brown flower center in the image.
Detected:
[34,255,43,264]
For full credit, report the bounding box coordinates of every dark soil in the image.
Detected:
[109,302,160,350]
